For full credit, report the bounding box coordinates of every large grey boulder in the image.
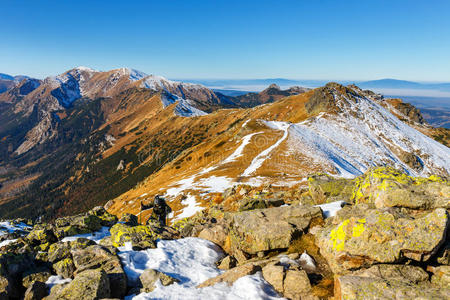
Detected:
[71,245,127,298]
[47,269,110,300]
[229,205,322,254]
[316,207,448,274]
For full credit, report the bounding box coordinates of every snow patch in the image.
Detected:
[61,226,110,243]
[46,275,72,289]
[316,201,346,218]
[175,194,203,220]
[118,238,282,299]
[223,132,262,164]
[242,121,290,176]
[0,221,31,235]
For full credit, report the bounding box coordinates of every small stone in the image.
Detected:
[218,256,236,270]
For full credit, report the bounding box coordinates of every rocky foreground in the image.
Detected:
[0,167,448,299]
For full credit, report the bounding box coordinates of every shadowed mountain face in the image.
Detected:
[0,68,448,222]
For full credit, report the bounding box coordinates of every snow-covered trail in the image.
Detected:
[242,122,290,176]
[223,132,263,164]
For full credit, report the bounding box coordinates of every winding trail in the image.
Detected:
[242,121,291,176]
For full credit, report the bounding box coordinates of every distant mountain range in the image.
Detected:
[184,78,450,97]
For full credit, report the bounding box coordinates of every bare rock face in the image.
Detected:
[316,207,449,274]
[229,205,323,255]
[335,264,449,300]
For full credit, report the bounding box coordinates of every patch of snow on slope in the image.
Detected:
[0,221,31,235]
[195,176,234,193]
[175,99,208,117]
[119,68,148,81]
[140,75,174,90]
[242,121,290,176]
[160,93,207,117]
[0,239,17,247]
[61,226,110,243]
[118,237,283,300]
[165,177,196,197]
[74,66,97,72]
[223,132,262,164]
[175,194,203,221]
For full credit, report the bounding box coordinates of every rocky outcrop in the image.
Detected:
[262,259,312,300]
[47,269,110,300]
[71,245,127,298]
[335,264,449,299]
[109,222,178,249]
[230,205,322,254]
[352,167,449,209]
[317,207,448,274]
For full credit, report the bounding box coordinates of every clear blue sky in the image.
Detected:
[1,0,450,81]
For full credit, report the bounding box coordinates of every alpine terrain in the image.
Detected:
[0,67,449,300]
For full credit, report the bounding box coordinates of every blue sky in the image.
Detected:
[1,0,450,81]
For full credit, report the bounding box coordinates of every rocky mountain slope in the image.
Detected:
[107,83,450,222]
[0,167,448,299]
[0,67,310,220]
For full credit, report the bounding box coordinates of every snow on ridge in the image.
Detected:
[286,91,450,177]
[160,93,207,117]
[242,121,290,177]
[223,132,263,164]
[74,66,97,72]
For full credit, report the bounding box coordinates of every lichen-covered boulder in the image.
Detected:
[71,245,127,298]
[69,237,96,250]
[198,225,227,248]
[308,174,355,203]
[88,206,118,227]
[335,264,450,300]
[22,268,51,288]
[237,197,284,211]
[55,214,102,232]
[109,223,161,249]
[53,225,91,240]
[47,242,71,263]
[352,167,449,209]
[316,208,449,274]
[261,256,312,299]
[430,266,450,288]
[230,205,323,254]
[49,269,110,300]
[26,224,57,245]
[53,258,75,279]
[118,213,138,226]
